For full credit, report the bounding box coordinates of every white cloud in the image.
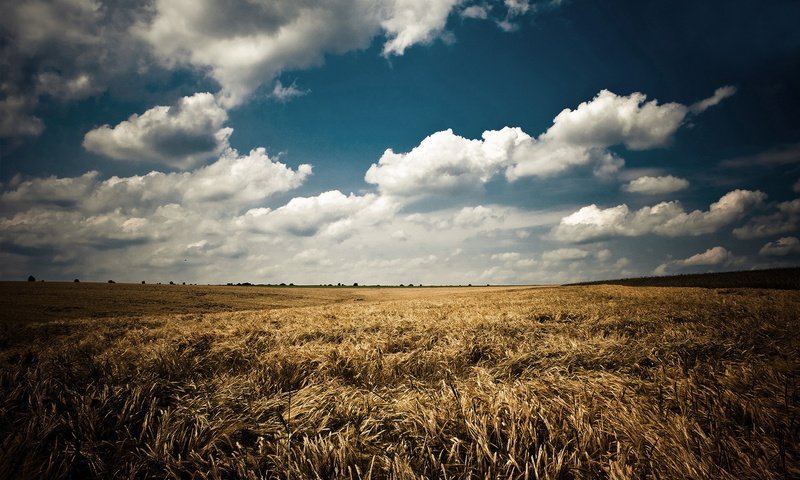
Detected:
[541,247,590,262]
[678,246,733,266]
[453,205,505,227]
[391,229,408,240]
[364,127,525,196]
[1,147,311,216]
[491,251,520,262]
[381,0,461,56]
[83,93,231,169]
[270,80,309,102]
[460,5,489,19]
[135,0,467,107]
[689,85,737,114]
[655,246,734,275]
[759,237,800,256]
[552,190,766,242]
[733,199,800,239]
[623,175,689,195]
[507,88,731,180]
[366,87,732,196]
[235,191,397,238]
[540,90,688,150]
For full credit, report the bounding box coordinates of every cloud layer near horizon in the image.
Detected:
[4,84,793,284]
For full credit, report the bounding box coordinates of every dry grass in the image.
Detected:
[0,283,797,479]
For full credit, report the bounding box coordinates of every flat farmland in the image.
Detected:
[0,282,797,479]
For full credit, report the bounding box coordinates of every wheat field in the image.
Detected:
[0,282,797,479]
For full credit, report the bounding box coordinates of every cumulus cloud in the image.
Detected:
[235,191,396,238]
[366,88,732,196]
[83,93,231,169]
[381,0,461,56]
[552,189,766,242]
[1,147,310,217]
[623,175,689,195]
[655,246,734,275]
[135,0,466,106]
[733,199,800,239]
[0,143,319,281]
[759,237,800,256]
[508,88,730,180]
[540,90,688,150]
[364,127,525,196]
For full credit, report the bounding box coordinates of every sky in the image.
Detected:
[1,0,800,285]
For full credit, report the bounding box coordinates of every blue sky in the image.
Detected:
[1,0,799,284]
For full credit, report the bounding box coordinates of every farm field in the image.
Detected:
[0,282,798,479]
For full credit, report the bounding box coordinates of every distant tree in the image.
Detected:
[182,282,186,285]
[280,282,286,286]
[169,281,174,285]
[73,279,80,283]
[108,280,115,283]
[353,282,358,287]
[141,281,146,284]
[27,275,35,282]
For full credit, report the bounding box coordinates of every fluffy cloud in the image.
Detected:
[366,88,733,196]
[508,88,731,180]
[540,90,689,150]
[365,127,526,196]
[0,144,318,281]
[759,237,800,256]
[655,246,734,275]
[623,175,689,195]
[552,190,766,242]
[136,0,466,107]
[381,0,461,56]
[733,199,800,239]
[1,148,310,217]
[235,191,396,238]
[83,93,231,169]
[0,0,563,129]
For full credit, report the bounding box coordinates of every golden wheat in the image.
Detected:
[0,284,797,479]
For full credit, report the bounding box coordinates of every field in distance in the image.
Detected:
[0,281,797,478]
